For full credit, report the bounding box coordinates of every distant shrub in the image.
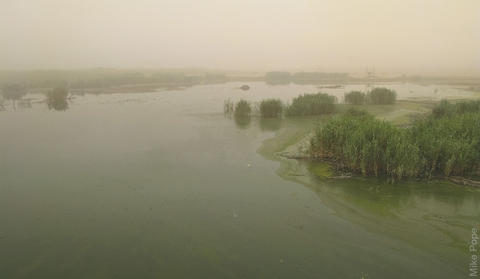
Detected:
[285,93,336,116]
[367,88,396,105]
[1,84,28,101]
[46,86,69,111]
[259,99,283,118]
[344,91,365,105]
[234,100,252,117]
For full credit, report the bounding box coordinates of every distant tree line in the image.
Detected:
[0,69,229,91]
[265,71,350,85]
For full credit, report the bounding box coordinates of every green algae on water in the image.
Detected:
[308,162,334,178]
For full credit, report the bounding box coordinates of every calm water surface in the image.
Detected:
[0,82,478,278]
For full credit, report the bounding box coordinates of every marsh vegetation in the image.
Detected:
[344,88,396,105]
[344,91,366,105]
[46,86,69,111]
[223,99,234,115]
[259,99,283,118]
[432,99,480,117]
[310,101,480,180]
[367,87,397,105]
[285,93,337,116]
[233,100,252,117]
[1,84,28,110]
[225,92,338,121]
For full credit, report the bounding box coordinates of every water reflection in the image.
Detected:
[1,84,28,110]
[297,160,480,256]
[304,160,480,216]
[259,118,282,131]
[265,80,290,86]
[233,115,251,129]
[17,99,32,109]
[269,162,474,274]
[46,87,69,111]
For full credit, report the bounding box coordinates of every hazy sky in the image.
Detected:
[1,0,479,74]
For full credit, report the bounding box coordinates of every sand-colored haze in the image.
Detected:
[1,0,479,75]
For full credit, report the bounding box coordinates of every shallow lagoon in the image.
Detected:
[0,82,478,278]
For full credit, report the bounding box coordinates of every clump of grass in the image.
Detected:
[224,99,234,114]
[311,112,419,180]
[285,92,336,116]
[344,91,366,105]
[310,101,480,180]
[367,87,396,105]
[234,99,252,117]
[409,111,480,177]
[46,86,69,111]
[259,99,283,118]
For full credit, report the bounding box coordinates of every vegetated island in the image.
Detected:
[226,88,480,186]
[310,100,480,184]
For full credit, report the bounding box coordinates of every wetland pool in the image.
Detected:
[0,82,478,278]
